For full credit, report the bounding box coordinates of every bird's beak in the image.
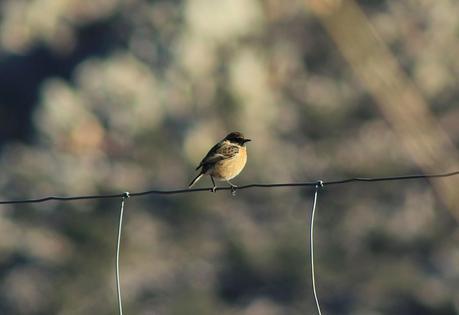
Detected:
[243,139,251,143]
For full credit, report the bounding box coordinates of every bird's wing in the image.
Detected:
[217,143,240,159]
[195,142,240,170]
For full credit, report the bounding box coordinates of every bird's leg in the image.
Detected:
[226,179,238,188]
[226,180,238,195]
[211,176,217,192]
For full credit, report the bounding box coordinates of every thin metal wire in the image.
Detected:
[310,182,322,315]
[116,192,129,315]
[0,171,458,204]
[0,171,456,315]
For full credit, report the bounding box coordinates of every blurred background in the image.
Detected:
[0,0,459,314]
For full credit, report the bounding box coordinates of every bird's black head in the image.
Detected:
[224,132,251,146]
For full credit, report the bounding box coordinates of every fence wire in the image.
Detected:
[0,171,458,204]
[1,170,459,315]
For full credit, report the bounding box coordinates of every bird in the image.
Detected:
[189,131,251,192]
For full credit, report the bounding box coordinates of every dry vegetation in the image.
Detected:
[0,0,458,314]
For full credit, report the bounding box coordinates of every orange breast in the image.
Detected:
[210,147,247,180]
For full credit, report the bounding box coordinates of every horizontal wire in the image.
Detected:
[0,170,458,205]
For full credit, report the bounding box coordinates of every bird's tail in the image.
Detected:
[189,173,204,188]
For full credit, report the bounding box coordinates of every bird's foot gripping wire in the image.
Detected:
[227,181,238,196]
[210,177,217,193]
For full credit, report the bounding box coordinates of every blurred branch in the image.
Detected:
[308,0,459,216]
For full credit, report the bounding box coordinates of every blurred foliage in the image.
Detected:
[0,0,458,314]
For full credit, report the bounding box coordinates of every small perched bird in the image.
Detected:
[189,131,251,192]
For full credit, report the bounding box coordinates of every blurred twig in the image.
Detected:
[307,0,459,216]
